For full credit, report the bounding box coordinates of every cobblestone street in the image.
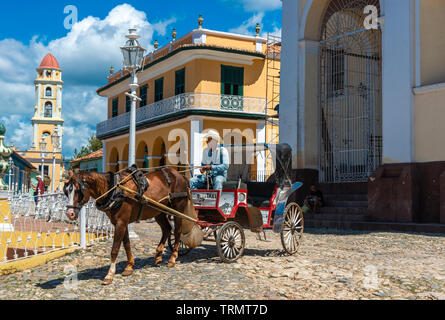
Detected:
[0,221,444,300]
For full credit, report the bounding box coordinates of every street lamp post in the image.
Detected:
[121,28,146,240]
[39,137,47,179]
[51,128,61,193]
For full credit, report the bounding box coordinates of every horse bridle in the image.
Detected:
[65,175,89,210]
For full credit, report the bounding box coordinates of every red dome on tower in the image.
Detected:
[39,54,60,70]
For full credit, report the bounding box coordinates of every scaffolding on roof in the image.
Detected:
[265,33,281,147]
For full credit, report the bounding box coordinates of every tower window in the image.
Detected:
[38,165,49,177]
[44,102,53,118]
[46,87,52,97]
[46,71,52,78]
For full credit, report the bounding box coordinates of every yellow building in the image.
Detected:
[18,54,64,192]
[96,21,280,180]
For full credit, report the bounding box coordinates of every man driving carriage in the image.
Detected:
[190,129,230,190]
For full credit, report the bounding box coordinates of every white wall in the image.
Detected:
[279,0,300,168]
[381,0,415,163]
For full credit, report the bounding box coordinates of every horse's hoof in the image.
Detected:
[122,269,133,277]
[102,278,113,286]
[167,262,176,268]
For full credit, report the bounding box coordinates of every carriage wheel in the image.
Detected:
[168,232,192,257]
[280,202,304,255]
[216,221,245,263]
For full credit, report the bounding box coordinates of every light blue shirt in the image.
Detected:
[201,146,230,178]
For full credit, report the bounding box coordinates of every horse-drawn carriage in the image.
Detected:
[169,143,305,262]
[64,143,304,285]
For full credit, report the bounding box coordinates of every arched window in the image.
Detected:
[143,145,149,169]
[318,0,382,183]
[44,102,53,118]
[46,87,52,97]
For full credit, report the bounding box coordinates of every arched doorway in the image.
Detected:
[319,0,382,183]
[152,137,166,168]
[121,144,129,168]
[109,147,119,173]
[136,142,149,169]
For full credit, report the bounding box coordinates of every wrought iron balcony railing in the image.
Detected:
[96,93,266,138]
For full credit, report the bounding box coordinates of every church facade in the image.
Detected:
[17,54,64,192]
[280,0,445,224]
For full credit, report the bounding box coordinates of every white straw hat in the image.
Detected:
[204,129,221,143]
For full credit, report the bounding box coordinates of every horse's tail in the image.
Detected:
[180,193,203,249]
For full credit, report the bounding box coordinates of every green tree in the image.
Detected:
[74,136,103,159]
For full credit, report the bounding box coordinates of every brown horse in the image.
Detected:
[64,168,202,285]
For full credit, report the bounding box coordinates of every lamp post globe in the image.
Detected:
[120,28,146,71]
[51,128,60,149]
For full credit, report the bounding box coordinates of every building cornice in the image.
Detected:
[31,118,64,125]
[35,80,64,86]
[97,109,265,140]
[97,45,265,96]
[413,82,445,95]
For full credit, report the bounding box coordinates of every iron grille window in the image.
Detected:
[140,84,148,107]
[155,78,164,102]
[175,68,185,95]
[327,49,345,96]
[221,65,244,96]
[112,97,119,118]
[126,92,131,113]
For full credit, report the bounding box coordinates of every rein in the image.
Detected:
[95,165,204,203]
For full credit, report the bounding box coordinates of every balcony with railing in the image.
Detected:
[96,93,266,138]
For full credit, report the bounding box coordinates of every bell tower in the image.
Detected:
[18,54,65,192]
[31,53,64,151]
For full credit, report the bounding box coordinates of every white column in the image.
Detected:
[256,122,266,180]
[37,84,42,117]
[382,0,415,163]
[190,118,203,177]
[80,206,86,249]
[57,86,62,116]
[33,123,38,149]
[415,0,421,87]
[279,0,300,168]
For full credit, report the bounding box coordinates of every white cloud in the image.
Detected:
[0,115,33,149]
[229,12,265,36]
[239,0,282,12]
[0,4,176,158]
[229,13,281,38]
[153,17,178,36]
[62,124,96,155]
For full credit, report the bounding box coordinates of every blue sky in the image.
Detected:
[0,1,282,158]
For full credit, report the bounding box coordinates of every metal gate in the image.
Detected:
[319,0,382,183]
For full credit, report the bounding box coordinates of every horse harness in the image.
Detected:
[95,166,190,223]
[65,175,89,210]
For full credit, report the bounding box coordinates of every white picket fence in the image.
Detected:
[0,192,114,263]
